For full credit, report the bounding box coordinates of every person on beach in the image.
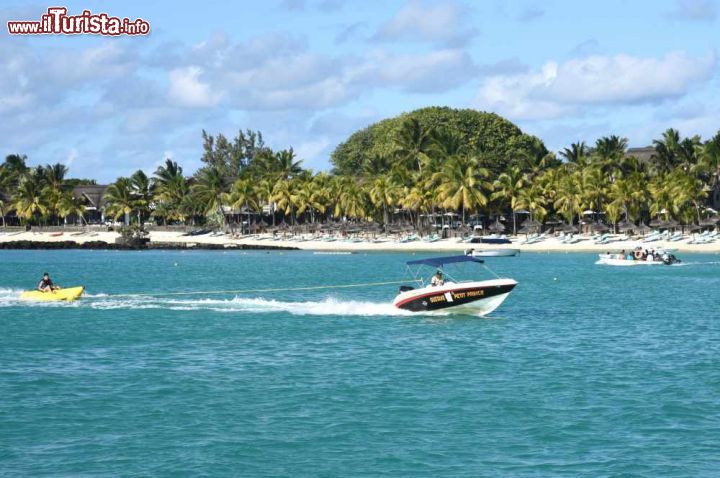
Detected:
[37,272,60,292]
[431,270,444,287]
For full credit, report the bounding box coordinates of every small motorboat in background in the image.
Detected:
[468,234,512,245]
[466,248,519,257]
[596,247,681,266]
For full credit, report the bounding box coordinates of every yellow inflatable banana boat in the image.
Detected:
[20,286,85,302]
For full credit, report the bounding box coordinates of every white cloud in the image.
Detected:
[168,66,221,108]
[373,0,477,45]
[668,0,717,21]
[477,51,716,120]
[351,49,477,93]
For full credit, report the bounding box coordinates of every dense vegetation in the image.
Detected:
[331,107,548,177]
[1,107,719,234]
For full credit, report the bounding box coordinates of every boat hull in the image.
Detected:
[20,286,85,302]
[393,279,517,316]
[595,258,665,266]
[471,249,519,257]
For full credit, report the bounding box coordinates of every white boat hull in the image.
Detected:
[596,257,665,266]
[470,249,520,257]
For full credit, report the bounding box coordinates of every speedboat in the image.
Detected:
[393,255,517,316]
[466,248,519,257]
[20,286,85,302]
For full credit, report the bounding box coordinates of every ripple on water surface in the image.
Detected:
[1,250,720,476]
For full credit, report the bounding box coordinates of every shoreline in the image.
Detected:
[1,230,719,254]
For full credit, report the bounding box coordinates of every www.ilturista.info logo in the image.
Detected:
[7,7,150,36]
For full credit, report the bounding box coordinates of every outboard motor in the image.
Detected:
[663,254,680,265]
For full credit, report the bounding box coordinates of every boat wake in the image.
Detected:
[1,288,419,316]
[0,288,24,307]
[87,295,418,316]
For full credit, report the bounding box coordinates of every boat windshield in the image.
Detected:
[405,255,496,287]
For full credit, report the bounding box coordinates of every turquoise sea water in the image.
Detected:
[1,249,720,477]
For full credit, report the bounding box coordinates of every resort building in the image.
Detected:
[72,185,109,224]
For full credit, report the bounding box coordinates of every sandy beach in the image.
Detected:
[2,229,719,254]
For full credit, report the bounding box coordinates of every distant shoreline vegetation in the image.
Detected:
[1,106,719,233]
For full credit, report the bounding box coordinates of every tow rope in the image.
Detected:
[95,279,423,299]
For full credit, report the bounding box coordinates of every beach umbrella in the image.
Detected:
[258,219,269,228]
[558,223,578,233]
[591,221,610,232]
[687,223,703,232]
[663,218,679,229]
[488,221,506,233]
[617,220,635,232]
[635,223,651,234]
[649,218,663,227]
[518,225,538,234]
[522,218,542,228]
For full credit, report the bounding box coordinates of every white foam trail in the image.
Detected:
[0,288,23,307]
[86,295,416,316]
[1,288,448,317]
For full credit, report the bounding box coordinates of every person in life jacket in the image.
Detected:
[37,272,60,292]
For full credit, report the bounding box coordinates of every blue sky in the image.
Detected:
[1,0,719,181]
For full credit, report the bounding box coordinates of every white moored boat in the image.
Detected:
[466,248,519,257]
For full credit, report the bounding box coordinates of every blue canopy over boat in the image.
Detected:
[406,255,484,267]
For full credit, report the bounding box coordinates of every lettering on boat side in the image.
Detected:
[429,295,446,304]
[450,290,484,300]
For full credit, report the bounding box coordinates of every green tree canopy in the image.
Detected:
[331,106,547,177]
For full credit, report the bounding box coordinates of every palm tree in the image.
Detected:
[192,167,229,227]
[516,184,547,222]
[104,177,135,225]
[607,173,648,223]
[272,179,296,224]
[130,170,153,226]
[369,174,401,231]
[13,175,46,223]
[433,129,467,160]
[580,166,607,219]
[58,193,87,226]
[332,177,368,220]
[226,178,258,233]
[362,154,392,178]
[0,154,29,194]
[559,141,589,165]
[432,155,491,224]
[393,118,437,172]
[275,149,304,180]
[700,131,720,189]
[256,178,277,226]
[652,128,681,173]
[153,161,188,224]
[491,166,526,234]
[553,171,583,226]
[291,178,328,224]
[38,163,70,224]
